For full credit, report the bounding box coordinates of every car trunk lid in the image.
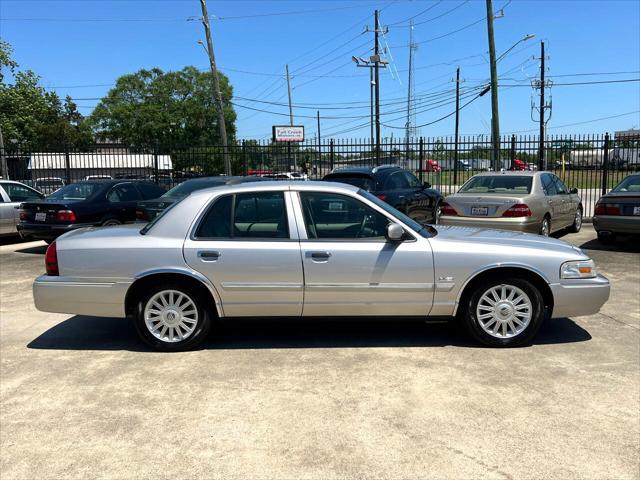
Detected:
[445,194,528,218]
[20,201,76,223]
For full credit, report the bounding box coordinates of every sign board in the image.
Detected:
[272,125,304,142]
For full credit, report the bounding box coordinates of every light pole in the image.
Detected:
[497,33,535,63]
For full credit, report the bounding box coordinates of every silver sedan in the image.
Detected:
[33,181,609,351]
[439,171,583,236]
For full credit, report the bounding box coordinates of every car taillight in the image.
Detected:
[55,210,76,222]
[376,194,387,201]
[440,202,458,216]
[594,202,620,216]
[45,241,59,276]
[19,210,28,221]
[502,203,532,217]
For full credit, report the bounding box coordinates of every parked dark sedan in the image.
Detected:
[136,175,265,221]
[593,173,640,243]
[18,180,165,242]
[323,165,442,224]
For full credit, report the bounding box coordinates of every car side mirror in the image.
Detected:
[423,181,431,189]
[569,187,578,194]
[385,222,405,242]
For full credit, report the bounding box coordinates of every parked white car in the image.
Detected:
[0,180,45,236]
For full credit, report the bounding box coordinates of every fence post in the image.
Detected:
[153,145,159,184]
[418,137,424,183]
[64,148,72,184]
[329,139,334,172]
[241,139,247,175]
[510,134,516,167]
[601,133,609,195]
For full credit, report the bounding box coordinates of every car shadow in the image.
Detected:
[579,236,640,254]
[27,316,591,352]
[15,245,47,255]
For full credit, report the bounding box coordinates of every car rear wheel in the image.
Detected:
[102,219,122,227]
[462,277,545,347]
[539,216,551,236]
[133,283,212,351]
[569,206,582,233]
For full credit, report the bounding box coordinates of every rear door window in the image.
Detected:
[1,183,43,202]
[137,182,165,200]
[108,183,141,202]
[384,172,410,190]
[541,174,558,196]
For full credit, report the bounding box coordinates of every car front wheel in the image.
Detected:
[133,283,212,351]
[462,277,545,347]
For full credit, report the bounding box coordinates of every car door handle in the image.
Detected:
[307,251,332,261]
[198,250,221,261]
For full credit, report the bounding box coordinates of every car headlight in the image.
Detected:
[560,259,597,279]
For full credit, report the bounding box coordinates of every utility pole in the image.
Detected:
[485,0,501,171]
[454,66,461,187]
[0,125,8,179]
[370,67,374,144]
[405,19,417,148]
[286,64,294,126]
[538,41,545,171]
[199,0,230,175]
[374,9,381,163]
[285,64,294,171]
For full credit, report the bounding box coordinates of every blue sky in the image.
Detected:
[1,0,639,140]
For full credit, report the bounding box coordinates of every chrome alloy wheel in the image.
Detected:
[476,284,532,339]
[574,209,582,230]
[144,290,198,343]
[540,218,550,237]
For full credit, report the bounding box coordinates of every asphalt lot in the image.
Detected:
[1,225,638,479]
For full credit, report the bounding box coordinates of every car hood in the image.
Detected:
[431,225,584,256]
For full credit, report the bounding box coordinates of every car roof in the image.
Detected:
[327,165,400,176]
[472,171,540,177]
[189,180,359,198]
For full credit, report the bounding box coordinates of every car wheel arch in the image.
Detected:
[125,269,224,318]
[453,265,554,318]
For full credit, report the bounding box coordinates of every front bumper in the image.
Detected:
[593,215,640,235]
[439,215,540,234]
[33,275,131,317]
[549,274,610,318]
[17,222,94,241]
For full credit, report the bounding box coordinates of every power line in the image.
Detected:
[210,3,385,21]
[503,110,640,134]
[391,0,471,27]
[502,78,640,87]
[386,1,443,26]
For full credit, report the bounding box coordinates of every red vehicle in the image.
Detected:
[423,159,442,172]
[509,159,528,171]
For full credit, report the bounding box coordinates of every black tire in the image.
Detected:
[432,201,441,225]
[569,206,583,233]
[461,277,546,347]
[102,218,122,227]
[133,282,212,352]
[597,231,616,244]
[539,215,551,236]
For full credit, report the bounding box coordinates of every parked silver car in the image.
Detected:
[33,181,609,351]
[439,171,582,236]
[0,180,45,236]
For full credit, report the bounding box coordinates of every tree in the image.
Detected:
[0,41,92,150]
[90,66,236,149]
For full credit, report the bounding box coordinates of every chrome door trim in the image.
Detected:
[220,282,303,291]
[305,282,433,291]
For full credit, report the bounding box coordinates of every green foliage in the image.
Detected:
[90,66,236,149]
[0,41,93,150]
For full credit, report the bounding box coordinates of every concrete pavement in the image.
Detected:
[1,227,638,479]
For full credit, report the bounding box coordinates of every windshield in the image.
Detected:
[37,179,63,187]
[458,175,533,194]
[612,175,640,193]
[48,183,99,200]
[161,179,226,199]
[327,175,376,192]
[358,189,432,237]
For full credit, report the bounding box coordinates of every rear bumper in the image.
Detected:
[33,275,131,317]
[17,222,94,241]
[593,215,640,235]
[439,215,540,233]
[549,274,610,318]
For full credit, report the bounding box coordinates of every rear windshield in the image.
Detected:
[325,175,376,192]
[611,175,640,193]
[37,179,64,187]
[162,179,226,199]
[48,183,100,200]
[458,175,533,194]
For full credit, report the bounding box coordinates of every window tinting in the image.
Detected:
[300,192,389,240]
[137,182,165,200]
[384,171,410,190]
[553,176,569,194]
[402,171,422,189]
[108,183,140,202]
[48,183,98,200]
[324,175,376,192]
[1,183,43,202]
[196,195,232,238]
[196,192,288,239]
[612,175,640,192]
[233,192,288,238]
[459,175,533,194]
